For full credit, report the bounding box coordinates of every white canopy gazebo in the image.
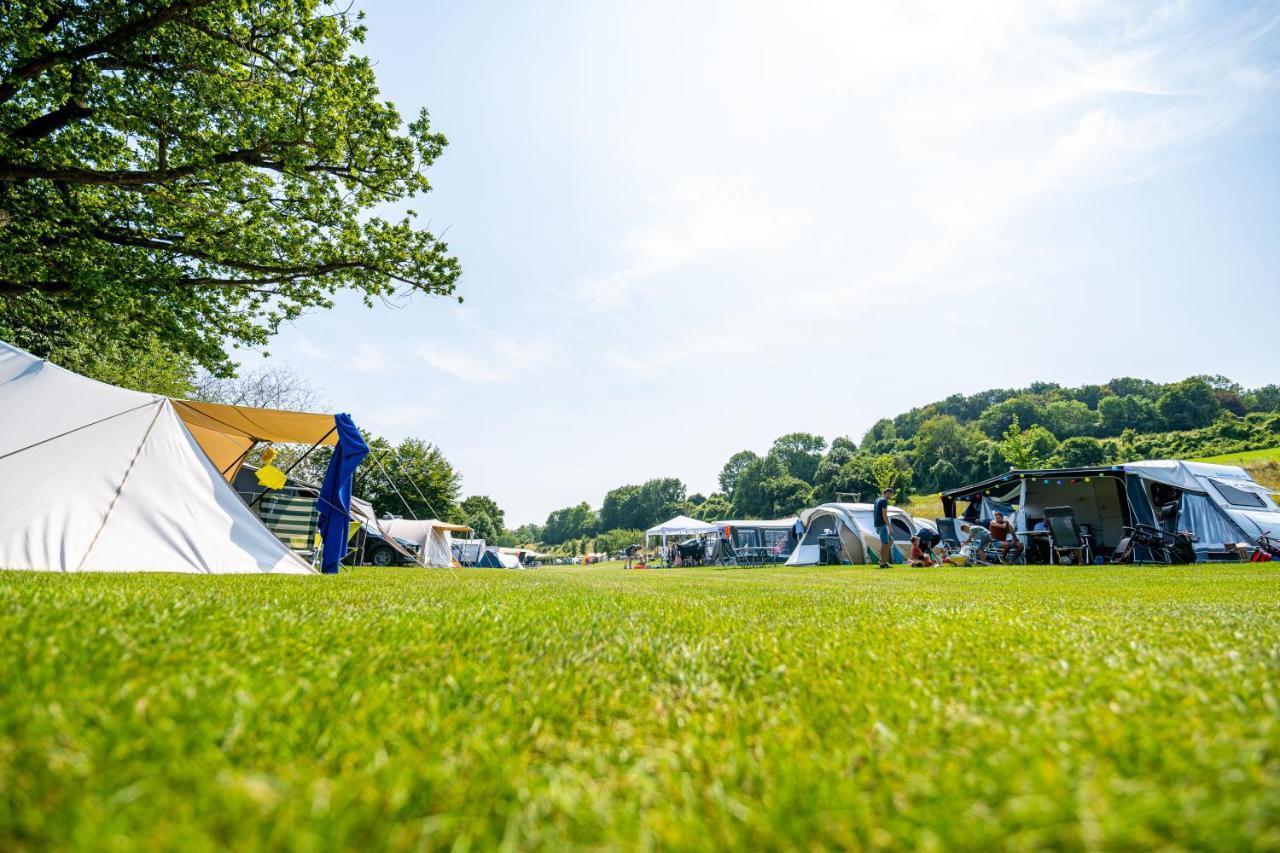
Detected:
[645,514,718,567]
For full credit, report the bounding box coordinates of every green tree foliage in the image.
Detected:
[1157,379,1220,430]
[592,528,642,556]
[729,454,783,518]
[860,419,901,455]
[1043,400,1100,438]
[757,475,813,518]
[688,492,732,521]
[910,415,993,493]
[496,523,543,548]
[767,432,826,483]
[359,437,460,521]
[542,503,598,545]
[46,334,197,396]
[0,0,459,374]
[718,450,759,495]
[1098,395,1162,436]
[1245,385,1280,413]
[599,484,640,531]
[1053,436,1112,467]
[977,395,1047,440]
[998,415,1058,469]
[813,453,876,504]
[870,453,912,498]
[458,495,504,542]
[599,478,686,531]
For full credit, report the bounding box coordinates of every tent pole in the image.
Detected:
[221,440,259,478]
[368,450,420,520]
[249,426,337,510]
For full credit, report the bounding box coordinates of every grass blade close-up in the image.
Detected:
[1,564,1277,850]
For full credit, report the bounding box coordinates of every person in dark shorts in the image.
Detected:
[872,488,895,568]
[988,511,1023,563]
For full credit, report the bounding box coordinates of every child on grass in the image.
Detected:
[909,535,935,567]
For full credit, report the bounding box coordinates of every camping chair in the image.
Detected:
[258,493,321,561]
[935,518,966,560]
[1043,507,1089,565]
[935,518,990,566]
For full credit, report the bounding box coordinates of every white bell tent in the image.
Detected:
[0,341,327,574]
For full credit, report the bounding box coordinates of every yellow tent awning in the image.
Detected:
[171,399,338,481]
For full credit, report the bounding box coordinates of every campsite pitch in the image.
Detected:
[1,564,1277,850]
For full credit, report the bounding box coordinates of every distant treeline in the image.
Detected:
[532,376,1280,552]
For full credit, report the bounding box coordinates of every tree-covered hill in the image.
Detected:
[534,375,1280,552]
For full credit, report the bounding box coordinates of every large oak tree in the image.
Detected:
[1,0,459,373]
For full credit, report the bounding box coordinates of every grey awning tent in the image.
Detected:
[940,460,1279,561]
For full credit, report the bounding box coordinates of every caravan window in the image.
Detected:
[1210,480,1268,509]
[734,528,760,548]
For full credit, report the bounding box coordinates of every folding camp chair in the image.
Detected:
[258,493,320,561]
[1044,507,1089,565]
[935,518,965,560]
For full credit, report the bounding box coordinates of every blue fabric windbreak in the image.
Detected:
[317,414,369,574]
[1179,492,1244,547]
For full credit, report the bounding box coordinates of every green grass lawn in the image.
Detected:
[1,564,1278,850]
[1193,447,1280,466]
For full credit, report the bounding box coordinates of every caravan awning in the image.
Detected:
[171,399,339,480]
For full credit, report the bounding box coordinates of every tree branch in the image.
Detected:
[0,146,377,186]
[0,0,218,104]
[9,98,92,142]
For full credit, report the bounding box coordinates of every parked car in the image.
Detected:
[359,526,419,566]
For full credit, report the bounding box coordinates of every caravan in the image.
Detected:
[941,460,1279,562]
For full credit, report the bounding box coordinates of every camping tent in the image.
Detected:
[170,398,338,480]
[377,518,471,568]
[476,547,520,568]
[785,503,924,566]
[0,341,327,573]
[940,460,1280,561]
[452,537,486,566]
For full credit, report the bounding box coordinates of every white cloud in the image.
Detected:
[346,343,392,373]
[579,0,1279,329]
[576,176,804,309]
[417,335,552,383]
[291,335,327,361]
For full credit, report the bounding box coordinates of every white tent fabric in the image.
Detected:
[376,518,466,567]
[0,342,314,574]
[785,503,923,566]
[492,549,521,569]
[645,515,718,536]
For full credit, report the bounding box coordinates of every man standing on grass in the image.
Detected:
[873,488,895,569]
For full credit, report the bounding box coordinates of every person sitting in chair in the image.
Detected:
[988,511,1023,564]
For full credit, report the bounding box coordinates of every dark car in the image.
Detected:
[359,527,419,566]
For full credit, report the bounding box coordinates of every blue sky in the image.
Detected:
[243,1,1280,525]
